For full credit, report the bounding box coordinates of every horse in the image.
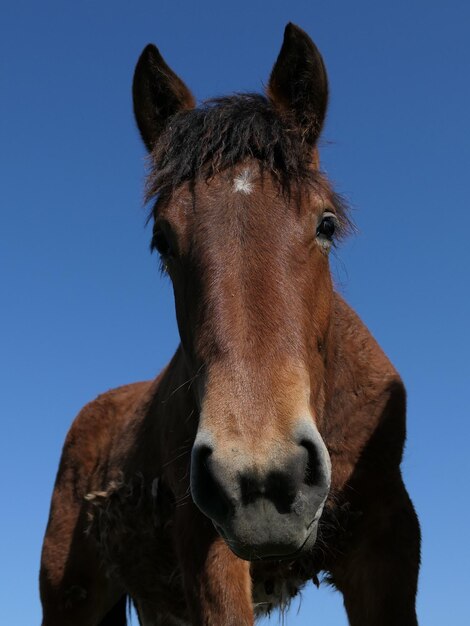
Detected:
[40,23,421,626]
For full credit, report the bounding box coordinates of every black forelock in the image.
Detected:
[145,93,352,238]
[145,94,314,197]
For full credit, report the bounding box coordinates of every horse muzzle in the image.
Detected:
[190,420,331,560]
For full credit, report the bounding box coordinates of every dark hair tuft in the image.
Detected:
[145,93,352,236]
[146,94,313,197]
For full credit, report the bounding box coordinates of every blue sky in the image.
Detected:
[1,1,469,624]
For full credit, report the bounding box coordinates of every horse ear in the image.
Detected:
[268,23,328,148]
[133,44,195,152]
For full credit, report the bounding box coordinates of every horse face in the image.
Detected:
[156,169,335,559]
[133,24,344,559]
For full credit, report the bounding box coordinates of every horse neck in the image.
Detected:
[147,347,200,488]
[322,292,403,493]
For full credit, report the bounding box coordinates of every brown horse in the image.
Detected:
[40,23,420,626]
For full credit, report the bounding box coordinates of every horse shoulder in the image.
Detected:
[67,382,153,476]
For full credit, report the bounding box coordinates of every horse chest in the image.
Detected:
[89,475,323,621]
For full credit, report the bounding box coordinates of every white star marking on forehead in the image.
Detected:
[233,169,253,194]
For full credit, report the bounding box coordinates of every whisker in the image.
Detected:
[161,364,204,404]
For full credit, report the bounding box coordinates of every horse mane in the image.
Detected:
[145,93,352,237]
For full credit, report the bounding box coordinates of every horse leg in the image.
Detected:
[40,475,124,625]
[98,596,128,625]
[174,504,254,626]
[328,475,420,626]
[134,600,191,626]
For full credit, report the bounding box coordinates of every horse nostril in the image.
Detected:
[192,441,212,468]
[299,435,330,494]
[190,441,232,524]
[301,439,322,487]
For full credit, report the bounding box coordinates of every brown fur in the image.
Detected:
[40,23,420,626]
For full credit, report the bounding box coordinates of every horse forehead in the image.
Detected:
[232,168,254,195]
[191,168,284,229]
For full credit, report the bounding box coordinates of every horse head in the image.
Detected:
[133,24,351,561]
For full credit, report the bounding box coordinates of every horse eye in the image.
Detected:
[317,214,337,240]
[152,228,173,257]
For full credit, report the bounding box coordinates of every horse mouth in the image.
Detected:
[213,520,318,562]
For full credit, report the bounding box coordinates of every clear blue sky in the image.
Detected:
[1,1,469,624]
